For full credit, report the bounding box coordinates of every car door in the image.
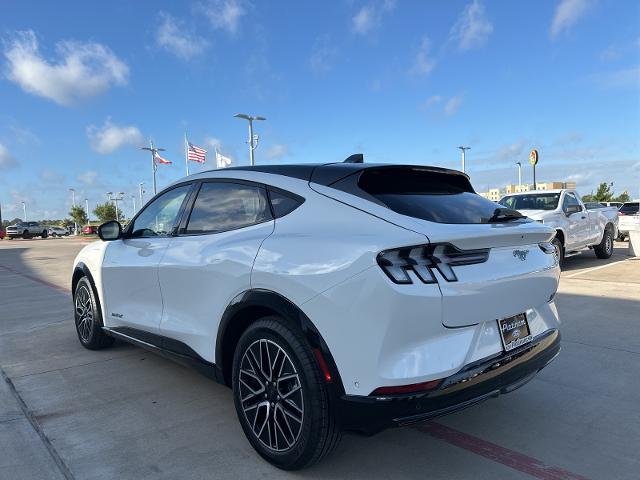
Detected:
[158,180,275,362]
[101,183,193,334]
[562,192,589,249]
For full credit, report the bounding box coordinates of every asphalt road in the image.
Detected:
[1,237,639,480]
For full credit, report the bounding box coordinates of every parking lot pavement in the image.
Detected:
[1,238,639,479]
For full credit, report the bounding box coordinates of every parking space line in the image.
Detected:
[563,259,630,278]
[417,422,590,480]
[0,265,71,295]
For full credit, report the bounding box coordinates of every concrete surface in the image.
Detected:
[0,237,638,479]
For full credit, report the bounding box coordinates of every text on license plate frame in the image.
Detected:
[497,313,533,352]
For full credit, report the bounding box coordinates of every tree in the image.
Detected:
[93,202,123,223]
[593,182,614,202]
[615,191,630,203]
[581,193,595,203]
[69,206,88,227]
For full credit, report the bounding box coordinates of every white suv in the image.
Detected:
[71,160,561,469]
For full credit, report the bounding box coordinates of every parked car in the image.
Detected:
[5,221,48,239]
[0,227,5,240]
[602,201,623,208]
[72,161,561,469]
[48,226,69,237]
[82,225,98,234]
[499,189,618,266]
[617,202,639,241]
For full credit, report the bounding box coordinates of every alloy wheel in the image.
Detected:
[606,234,613,254]
[75,285,94,342]
[238,338,304,452]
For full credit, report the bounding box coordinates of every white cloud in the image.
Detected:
[78,171,98,186]
[198,0,247,34]
[39,169,64,183]
[410,37,436,76]
[449,0,493,50]
[592,66,640,89]
[352,1,396,35]
[156,13,208,59]
[444,95,464,116]
[204,136,223,150]
[551,0,595,38]
[3,30,128,106]
[265,144,289,160]
[309,35,338,73]
[86,118,143,154]
[0,143,17,170]
[422,95,442,109]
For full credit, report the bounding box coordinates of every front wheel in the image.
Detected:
[594,229,614,259]
[22,230,30,239]
[41,230,48,239]
[74,277,114,350]
[232,317,341,470]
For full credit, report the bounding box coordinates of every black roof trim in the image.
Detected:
[217,163,469,187]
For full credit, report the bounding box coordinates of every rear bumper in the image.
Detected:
[335,328,560,435]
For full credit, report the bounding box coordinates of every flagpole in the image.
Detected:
[151,139,157,195]
[184,133,189,176]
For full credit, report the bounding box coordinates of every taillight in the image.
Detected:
[376,243,489,284]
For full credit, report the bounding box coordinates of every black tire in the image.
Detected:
[552,237,564,269]
[232,317,341,470]
[594,228,614,259]
[41,230,48,239]
[22,230,30,239]
[73,277,114,350]
[617,234,626,242]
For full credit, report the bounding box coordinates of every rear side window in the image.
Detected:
[268,189,304,218]
[620,203,639,214]
[355,168,510,224]
[185,182,271,234]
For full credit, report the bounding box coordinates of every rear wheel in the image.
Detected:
[552,238,564,269]
[74,277,114,350]
[594,228,614,259]
[232,317,341,470]
[41,230,48,239]
[22,230,30,239]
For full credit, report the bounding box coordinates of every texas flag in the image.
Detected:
[154,152,172,165]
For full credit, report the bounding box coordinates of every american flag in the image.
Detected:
[187,142,207,163]
[154,152,172,165]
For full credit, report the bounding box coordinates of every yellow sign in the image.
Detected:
[529,149,538,166]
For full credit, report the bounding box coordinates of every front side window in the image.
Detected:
[562,192,580,211]
[185,182,271,234]
[130,184,191,237]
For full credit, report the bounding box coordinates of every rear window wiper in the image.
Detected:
[486,207,525,223]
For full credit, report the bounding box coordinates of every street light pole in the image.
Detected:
[458,146,470,173]
[515,162,522,188]
[69,188,76,234]
[85,199,89,219]
[234,113,266,166]
[107,192,125,221]
[21,201,26,222]
[139,182,145,209]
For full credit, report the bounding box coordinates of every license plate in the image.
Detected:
[497,313,532,352]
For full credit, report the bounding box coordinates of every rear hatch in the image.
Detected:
[312,165,559,327]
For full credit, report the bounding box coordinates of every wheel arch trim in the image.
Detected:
[216,288,345,394]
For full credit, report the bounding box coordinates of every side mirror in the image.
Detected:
[98,221,122,241]
[565,205,581,216]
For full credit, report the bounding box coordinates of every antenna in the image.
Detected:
[343,153,364,163]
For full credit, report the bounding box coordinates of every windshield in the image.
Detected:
[499,193,561,211]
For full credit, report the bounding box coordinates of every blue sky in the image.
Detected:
[0,0,639,221]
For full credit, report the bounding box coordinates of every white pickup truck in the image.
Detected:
[499,189,619,265]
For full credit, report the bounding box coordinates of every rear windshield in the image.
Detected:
[499,193,560,211]
[620,203,639,213]
[355,168,518,224]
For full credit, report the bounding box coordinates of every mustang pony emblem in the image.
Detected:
[512,249,529,261]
